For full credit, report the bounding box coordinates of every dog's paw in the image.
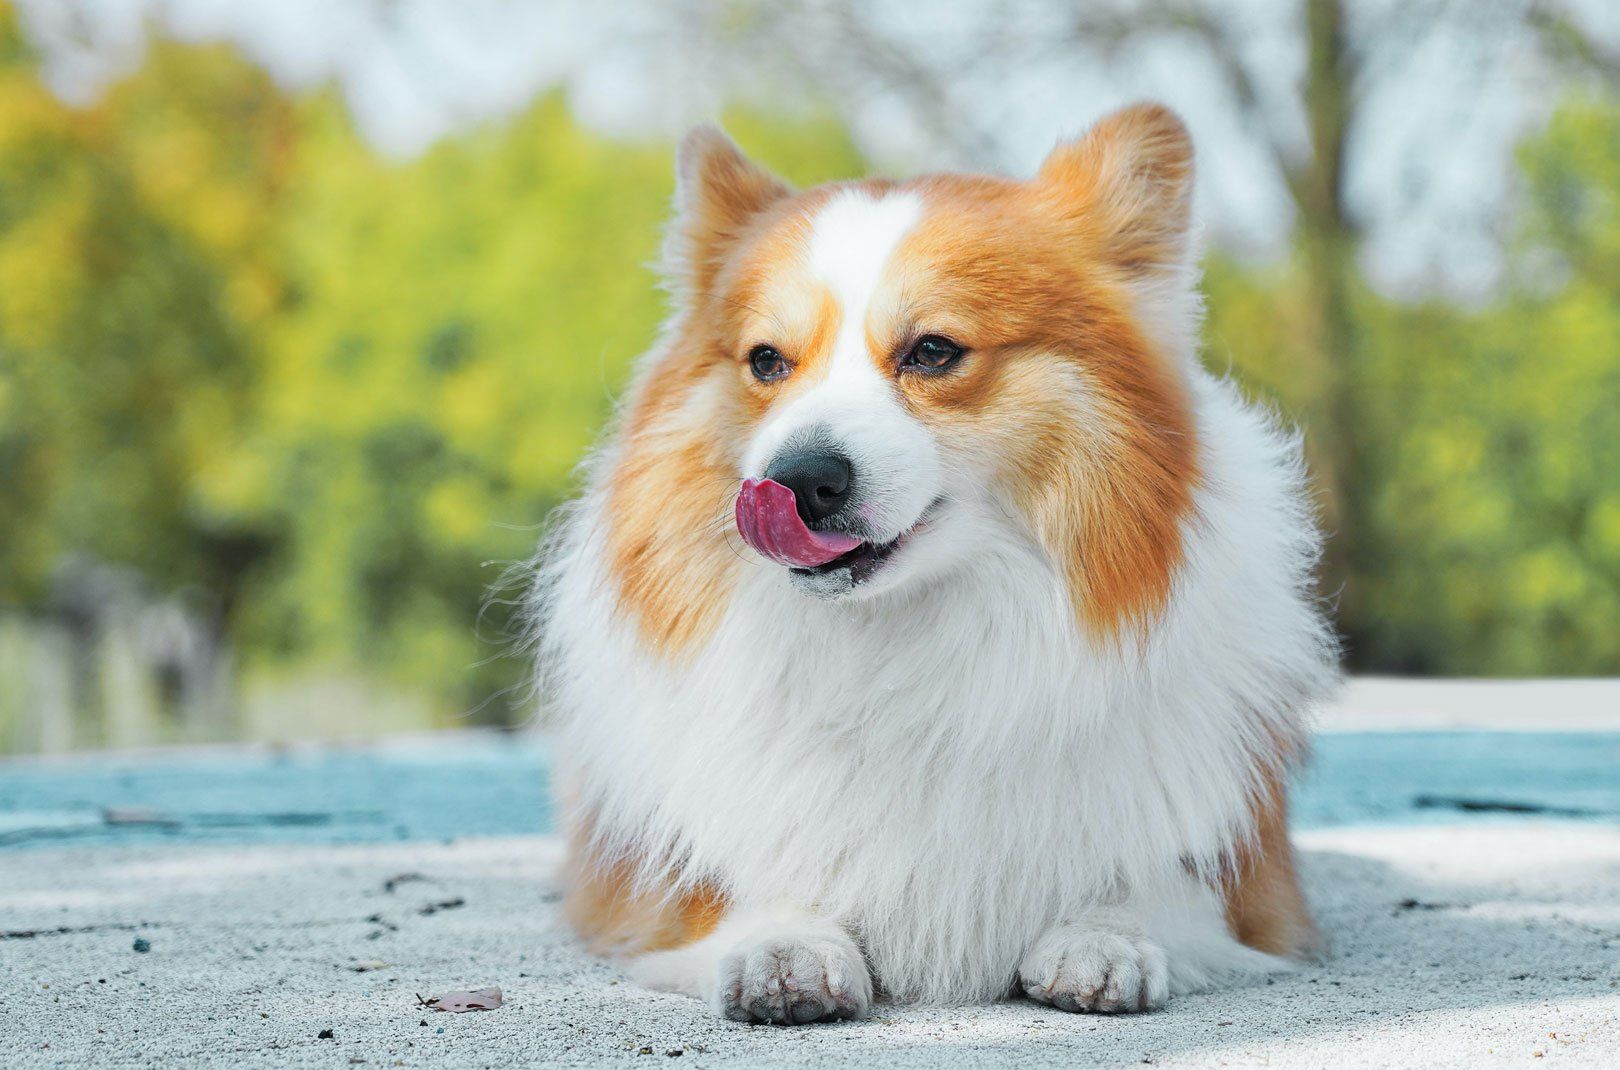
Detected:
[714,932,872,1024]
[1019,922,1170,1014]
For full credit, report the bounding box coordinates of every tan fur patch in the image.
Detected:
[603,340,748,655]
[1034,102,1195,278]
[1222,741,1320,959]
[672,126,792,299]
[605,165,846,654]
[563,809,728,955]
[874,160,1200,638]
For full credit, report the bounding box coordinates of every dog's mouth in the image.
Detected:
[795,501,943,586]
[789,532,903,585]
[735,478,941,587]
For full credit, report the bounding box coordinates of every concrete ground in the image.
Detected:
[6,822,1619,1068]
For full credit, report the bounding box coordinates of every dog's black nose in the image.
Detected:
[766,448,853,525]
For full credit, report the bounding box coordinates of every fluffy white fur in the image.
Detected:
[534,180,1339,1013]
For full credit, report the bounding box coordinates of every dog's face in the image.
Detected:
[603,104,1202,652]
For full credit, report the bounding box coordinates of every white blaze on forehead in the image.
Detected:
[807,189,924,355]
[742,187,939,543]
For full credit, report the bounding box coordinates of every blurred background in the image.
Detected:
[0,0,1616,755]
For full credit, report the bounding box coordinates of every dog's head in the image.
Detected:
[602,104,1202,652]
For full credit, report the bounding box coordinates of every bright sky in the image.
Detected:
[15,0,1620,299]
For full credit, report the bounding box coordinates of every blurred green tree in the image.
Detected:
[1202,98,1620,675]
[1346,100,1620,674]
[216,94,863,715]
[0,20,290,615]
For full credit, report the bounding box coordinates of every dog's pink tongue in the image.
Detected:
[736,478,862,568]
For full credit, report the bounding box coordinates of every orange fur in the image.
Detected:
[865,131,1199,637]
[604,158,842,653]
[603,349,745,655]
[563,808,729,955]
[1223,770,1321,958]
[1034,102,1195,278]
[670,126,791,300]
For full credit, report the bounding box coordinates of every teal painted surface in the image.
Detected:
[1295,731,1620,827]
[0,735,553,850]
[0,732,1615,851]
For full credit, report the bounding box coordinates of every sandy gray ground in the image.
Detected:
[5,823,1618,1069]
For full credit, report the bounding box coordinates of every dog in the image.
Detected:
[533,102,1338,1024]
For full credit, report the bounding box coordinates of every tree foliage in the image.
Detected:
[1345,100,1620,673]
[1203,98,1620,674]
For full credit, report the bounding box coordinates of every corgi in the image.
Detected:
[533,102,1338,1023]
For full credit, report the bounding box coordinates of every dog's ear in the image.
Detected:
[1036,102,1194,278]
[665,126,791,297]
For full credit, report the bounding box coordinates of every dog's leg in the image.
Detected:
[1021,872,1290,1014]
[1018,903,1172,1014]
[630,906,872,1024]
[1223,772,1322,958]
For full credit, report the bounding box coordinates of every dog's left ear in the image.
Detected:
[665,126,791,297]
[1037,102,1194,278]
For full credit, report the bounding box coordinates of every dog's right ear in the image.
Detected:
[665,126,791,297]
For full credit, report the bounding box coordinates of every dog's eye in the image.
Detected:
[749,344,790,383]
[901,335,965,373]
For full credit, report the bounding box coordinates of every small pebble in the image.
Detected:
[318,1029,335,1040]
[132,938,151,953]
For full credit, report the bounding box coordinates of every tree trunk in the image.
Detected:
[1296,0,1365,652]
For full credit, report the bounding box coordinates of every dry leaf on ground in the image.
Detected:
[418,987,502,1013]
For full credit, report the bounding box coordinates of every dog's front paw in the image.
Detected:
[715,932,872,1024]
[1019,922,1170,1014]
